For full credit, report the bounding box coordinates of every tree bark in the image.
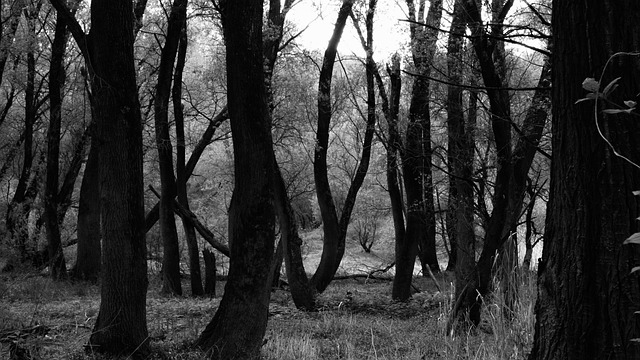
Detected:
[194,1,277,358]
[530,1,640,358]
[202,248,216,297]
[73,139,101,282]
[76,0,150,354]
[445,0,466,273]
[173,15,203,297]
[393,0,443,301]
[154,0,188,296]
[45,7,73,281]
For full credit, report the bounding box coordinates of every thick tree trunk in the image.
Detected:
[194,1,277,358]
[83,0,150,355]
[530,1,640,358]
[155,0,188,296]
[73,140,100,282]
[173,17,203,297]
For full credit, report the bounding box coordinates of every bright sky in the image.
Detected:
[288,0,411,60]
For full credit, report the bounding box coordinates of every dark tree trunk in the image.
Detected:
[310,0,357,293]
[66,0,150,354]
[45,9,72,281]
[173,16,203,297]
[155,0,188,296]
[73,140,100,282]
[530,1,640,358]
[263,0,314,310]
[202,248,216,298]
[194,1,277,358]
[445,0,466,273]
[393,0,443,301]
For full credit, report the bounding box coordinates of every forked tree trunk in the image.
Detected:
[194,1,277,358]
[530,1,640,358]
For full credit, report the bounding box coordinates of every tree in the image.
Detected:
[311,0,378,294]
[44,0,78,280]
[49,0,151,354]
[194,0,277,357]
[530,1,640,358]
[154,0,188,296]
[391,0,443,301]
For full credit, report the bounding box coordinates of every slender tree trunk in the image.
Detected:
[173,16,203,297]
[194,1,277,357]
[530,1,640,358]
[202,248,216,297]
[45,8,73,281]
[445,0,466,273]
[393,0,443,301]
[155,0,188,296]
[310,0,356,293]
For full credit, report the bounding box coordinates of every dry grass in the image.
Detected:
[0,269,535,359]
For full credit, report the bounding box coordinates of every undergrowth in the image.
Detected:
[0,270,535,359]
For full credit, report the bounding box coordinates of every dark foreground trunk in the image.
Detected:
[194,1,277,358]
[530,1,640,359]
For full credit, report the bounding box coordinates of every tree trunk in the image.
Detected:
[78,0,150,355]
[202,248,216,298]
[393,0,443,301]
[310,0,356,293]
[155,0,188,296]
[530,1,640,358]
[173,16,203,297]
[45,8,72,281]
[445,0,466,273]
[194,1,276,358]
[73,139,101,282]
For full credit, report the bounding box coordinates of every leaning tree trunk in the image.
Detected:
[530,1,640,359]
[194,0,277,358]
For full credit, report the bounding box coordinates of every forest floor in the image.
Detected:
[0,267,535,359]
[1,224,536,359]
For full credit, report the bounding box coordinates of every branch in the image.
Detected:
[48,0,91,67]
[402,70,551,92]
